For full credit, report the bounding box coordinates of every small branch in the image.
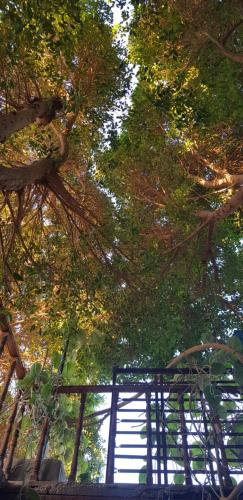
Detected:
[201,31,243,64]
[221,20,243,46]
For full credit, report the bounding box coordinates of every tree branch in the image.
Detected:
[166,342,243,368]
[221,20,243,46]
[190,173,243,190]
[197,186,243,222]
[201,31,243,64]
[0,97,62,143]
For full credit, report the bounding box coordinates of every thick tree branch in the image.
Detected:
[0,97,62,143]
[190,173,243,190]
[197,186,243,222]
[0,159,55,191]
[191,151,228,176]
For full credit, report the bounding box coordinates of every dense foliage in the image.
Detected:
[0,0,242,378]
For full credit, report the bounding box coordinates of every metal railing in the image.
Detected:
[0,362,242,486]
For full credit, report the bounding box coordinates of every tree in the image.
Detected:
[0,0,242,383]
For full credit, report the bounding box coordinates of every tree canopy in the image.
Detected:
[0,0,242,381]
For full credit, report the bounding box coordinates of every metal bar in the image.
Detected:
[0,398,19,468]
[30,416,49,481]
[116,468,243,474]
[120,419,146,423]
[106,388,118,484]
[115,454,147,459]
[145,391,153,485]
[0,360,17,413]
[159,377,168,486]
[155,384,161,485]
[120,397,239,403]
[116,430,206,435]
[119,443,243,449]
[114,367,211,375]
[56,383,240,394]
[178,394,192,486]
[117,408,146,412]
[4,403,25,478]
[112,367,117,385]
[69,393,87,482]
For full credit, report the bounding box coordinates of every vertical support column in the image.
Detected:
[160,376,168,485]
[178,393,192,486]
[106,388,118,484]
[4,403,25,478]
[0,397,19,469]
[0,360,16,413]
[112,367,118,385]
[146,390,153,485]
[30,416,49,481]
[69,393,87,482]
[154,377,161,485]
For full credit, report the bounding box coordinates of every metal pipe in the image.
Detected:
[106,388,118,484]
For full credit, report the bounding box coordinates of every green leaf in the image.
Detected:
[217,405,227,421]
[233,362,243,386]
[139,465,146,484]
[30,362,42,378]
[211,362,225,375]
[18,372,35,389]
[52,351,62,370]
[21,415,32,431]
[12,272,24,281]
[62,360,76,380]
[174,473,185,484]
[40,382,52,401]
[204,385,222,413]
[227,336,243,354]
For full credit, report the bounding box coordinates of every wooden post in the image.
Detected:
[30,416,49,481]
[0,360,17,413]
[0,398,19,469]
[4,403,25,478]
[69,393,87,482]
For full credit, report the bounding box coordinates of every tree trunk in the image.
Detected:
[0,158,55,191]
[0,97,62,143]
